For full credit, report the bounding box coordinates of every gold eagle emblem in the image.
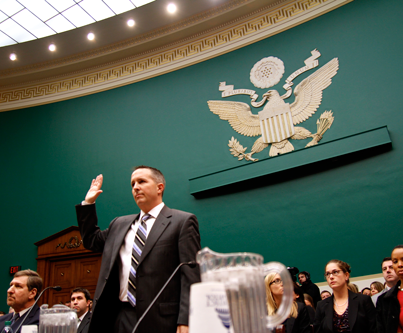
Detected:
[207,50,338,161]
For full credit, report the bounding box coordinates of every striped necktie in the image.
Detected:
[11,313,19,325]
[127,214,150,307]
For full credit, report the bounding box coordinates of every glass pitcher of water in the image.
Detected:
[196,247,293,333]
[39,304,77,333]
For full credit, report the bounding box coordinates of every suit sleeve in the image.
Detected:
[296,303,312,333]
[177,213,201,326]
[363,295,377,333]
[375,294,385,333]
[313,300,325,333]
[76,203,111,253]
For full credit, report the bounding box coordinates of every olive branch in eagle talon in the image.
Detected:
[207,52,339,162]
[228,137,258,162]
[227,111,334,162]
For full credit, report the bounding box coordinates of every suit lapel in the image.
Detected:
[139,206,172,265]
[348,290,358,330]
[109,214,138,272]
[324,296,334,331]
[77,312,91,333]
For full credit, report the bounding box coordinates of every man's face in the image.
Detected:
[382,260,398,286]
[298,274,307,284]
[131,168,164,213]
[321,291,331,300]
[362,289,371,296]
[7,276,36,313]
[70,292,90,318]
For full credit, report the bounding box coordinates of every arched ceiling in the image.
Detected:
[0,0,353,111]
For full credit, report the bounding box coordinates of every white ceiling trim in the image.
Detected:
[0,0,352,112]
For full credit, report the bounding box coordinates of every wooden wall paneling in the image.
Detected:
[76,257,101,287]
[35,226,102,307]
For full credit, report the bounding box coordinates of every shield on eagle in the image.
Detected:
[258,103,295,144]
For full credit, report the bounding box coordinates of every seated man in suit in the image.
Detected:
[70,287,92,333]
[76,166,201,333]
[0,269,43,333]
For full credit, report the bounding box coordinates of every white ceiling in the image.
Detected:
[0,0,155,47]
[0,0,280,86]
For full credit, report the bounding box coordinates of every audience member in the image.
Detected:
[0,269,43,333]
[303,293,315,325]
[361,287,371,296]
[293,283,305,304]
[376,245,403,332]
[370,281,384,296]
[70,287,91,333]
[372,256,399,306]
[347,283,359,293]
[314,260,376,333]
[0,312,5,316]
[265,273,311,333]
[320,290,331,300]
[303,294,315,310]
[298,271,321,307]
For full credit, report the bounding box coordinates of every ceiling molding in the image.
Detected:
[0,0,352,112]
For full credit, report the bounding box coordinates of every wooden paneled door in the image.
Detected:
[35,226,102,306]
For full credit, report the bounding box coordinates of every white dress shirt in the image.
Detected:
[118,202,165,302]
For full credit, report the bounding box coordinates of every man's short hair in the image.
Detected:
[70,287,91,301]
[382,257,392,267]
[133,165,166,187]
[14,269,43,300]
[133,165,166,196]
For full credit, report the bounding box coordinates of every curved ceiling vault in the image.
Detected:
[0,0,352,112]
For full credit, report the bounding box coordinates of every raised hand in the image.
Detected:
[84,174,103,204]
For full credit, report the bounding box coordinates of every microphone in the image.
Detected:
[131,261,198,333]
[14,285,62,333]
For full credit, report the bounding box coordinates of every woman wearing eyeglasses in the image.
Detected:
[265,273,311,333]
[314,260,376,333]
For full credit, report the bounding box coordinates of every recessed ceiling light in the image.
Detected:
[49,44,56,51]
[127,19,135,27]
[10,53,17,61]
[87,32,95,40]
[167,3,177,13]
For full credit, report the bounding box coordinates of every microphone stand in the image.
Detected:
[131,261,197,333]
[14,285,62,333]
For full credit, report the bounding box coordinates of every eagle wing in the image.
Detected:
[290,58,339,125]
[207,100,261,137]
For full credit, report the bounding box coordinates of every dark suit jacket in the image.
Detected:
[313,290,376,333]
[77,311,91,333]
[0,304,40,333]
[76,204,201,333]
[283,302,311,333]
[376,281,401,333]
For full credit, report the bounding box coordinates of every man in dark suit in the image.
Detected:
[70,287,91,333]
[76,166,201,333]
[0,270,43,333]
[298,271,321,307]
[371,257,398,306]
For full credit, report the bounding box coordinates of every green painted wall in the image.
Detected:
[0,0,401,309]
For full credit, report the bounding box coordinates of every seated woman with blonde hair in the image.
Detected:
[265,273,311,333]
